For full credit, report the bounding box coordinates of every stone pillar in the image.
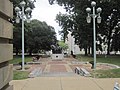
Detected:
[0,0,13,90]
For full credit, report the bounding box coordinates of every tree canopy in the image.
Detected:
[58,41,68,50]
[49,0,120,55]
[13,19,57,55]
[11,0,58,55]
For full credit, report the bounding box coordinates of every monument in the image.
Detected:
[51,44,64,60]
[0,0,13,90]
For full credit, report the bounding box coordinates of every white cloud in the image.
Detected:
[32,0,66,40]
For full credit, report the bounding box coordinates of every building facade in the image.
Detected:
[0,0,13,90]
[65,32,81,55]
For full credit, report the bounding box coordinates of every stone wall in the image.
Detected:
[0,0,13,90]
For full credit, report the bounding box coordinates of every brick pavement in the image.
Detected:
[27,57,77,77]
[26,57,119,77]
[27,57,96,76]
[50,65,67,72]
[48,61,67,64]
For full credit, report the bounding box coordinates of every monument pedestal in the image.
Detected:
[51,54,64,60]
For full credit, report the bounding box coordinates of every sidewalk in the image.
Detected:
[11,57,120,90]
[10,77,120,90]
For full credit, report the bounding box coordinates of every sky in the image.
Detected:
[32,0,66,40]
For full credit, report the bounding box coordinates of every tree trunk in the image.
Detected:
[107,39,110,55]
[91,45,94,57]
[29,49,32,56]
[84,46,88,56]
[15,48,19,56]
[88,47,91,55]
[107,27,112,55]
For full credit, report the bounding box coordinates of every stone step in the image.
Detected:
[75,67,91,77]
[39,72,77,77]
[28,67,42,78]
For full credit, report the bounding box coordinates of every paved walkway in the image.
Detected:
[11,57,120,90]
[26,57,92,77]
[11,77,120,90]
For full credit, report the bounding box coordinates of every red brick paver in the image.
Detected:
[50,65,67,72]
[28,64,46,72]
[48,61,67,64]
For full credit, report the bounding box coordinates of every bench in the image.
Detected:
[80,68,91,76]
[75,67,80,74]
[75,67,91,76]
[32,56,41,62]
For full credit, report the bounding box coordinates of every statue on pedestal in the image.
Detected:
[51,44,62,54]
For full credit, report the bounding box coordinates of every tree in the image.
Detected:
[13,19,57,55]
[53,0,93,56]
[13,24,22,55]
[111,26,120,54]
[58,41,68,51]
[26,19,57,55]
[56,12,74,42]
[49,0,120,55]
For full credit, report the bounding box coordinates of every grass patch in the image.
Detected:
[10,56,32,64]
[77,55,120,78]
[13,70,29,80]
[10,56,31,80]
[91,68,120,78]
[76,55,120,66]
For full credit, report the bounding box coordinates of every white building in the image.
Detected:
[65,32,81,55]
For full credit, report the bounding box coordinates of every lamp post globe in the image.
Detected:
[86,7,91,13]
[20,1,26,7]
[97,7,102,13]
[15,7,20,12]
[28,0,36,2]
[91,1,96,7]
[25,7,32,13]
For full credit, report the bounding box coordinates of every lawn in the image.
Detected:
[76,55,120,78]
[13,70,29,80]
[11,55,120,79]
[91,69,120,78]
[9,56,32,64]
[76,55,120,66]
[10,56,32,80]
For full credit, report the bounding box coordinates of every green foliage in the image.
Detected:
[26,19,57,54]
[49,0,120,55]
[13,71,29,80]
[56,13,74,42]
[58,41,68,50]
[13,24,22,55]
[13,19,57,55]
[53,0,94,55]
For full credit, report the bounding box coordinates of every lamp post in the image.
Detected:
[86,1,102,69]
[15,1,32,70]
